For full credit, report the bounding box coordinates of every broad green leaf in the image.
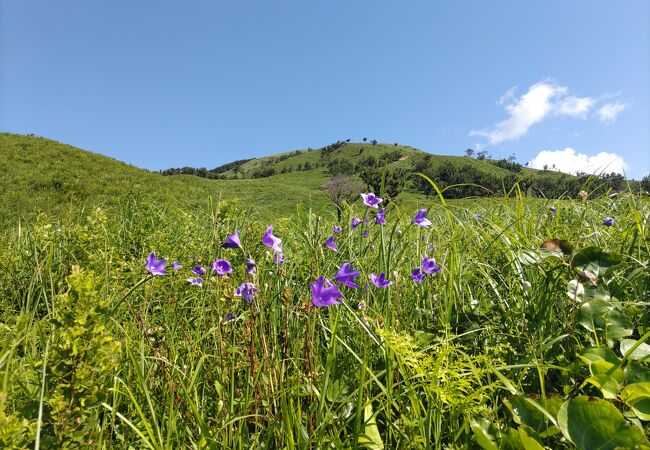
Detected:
[557,396,650,449]
[566,279,585,302]
[620,382,650,421]
[620,339,650,362]
[505,396,553,433]
[358,402,384,450]
[518,248,561,265]
[578,299,633,341]
[470,418,499,450]
[625,361,650,384]
[518,427,544,450]
[572,246,622,279]
[579,347,620,366]
[582,283,611,302]
[583,360,623,399]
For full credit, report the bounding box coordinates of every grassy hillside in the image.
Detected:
[208,141,521,180]
[1,133,582,230]
[0,133,335,228]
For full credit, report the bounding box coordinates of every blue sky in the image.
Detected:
[2,1,648,178]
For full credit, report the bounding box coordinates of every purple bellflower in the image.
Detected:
[222,229,241,249]
[361,193,383,209]
[603,217,614,227]
[171,260,182,270]
[311,276,343,307]
[262,226,283,253]
[187,277,203,287]
[335,262,362,288]
[413,209,432,228]
[212,259,232,276]
[411,267,426,284]
[369,272,392,288]
[474,213,483,220]
[548,206,557,213]
[191,265,206,276]
[421,255,442,275]
[333,225,342,233]
[324,235,337,251]
[362,230,369,238]
[351,217,362,230]
[235,282,257,303]
[146,253,167,276]
[273,251,285,264]
[375,208,386,225]
[246,258,257,275]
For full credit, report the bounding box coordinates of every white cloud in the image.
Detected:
[597,102,626,123]
[470,81,596,146]
[528,148,628,175]
[556,96,595,118]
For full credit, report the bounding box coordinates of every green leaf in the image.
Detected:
[578,299,633,341]
[470,418,499,450]
[358,402,384,450]
[572,246,622,279]
[582,360,623,399]
[505,396,555,433]
[518,248,562,265]
[557,396,650,450]
[579,347,620,366]
[518,427,544,450]
[620,382,650,421]
[620,339,650,362]
[624,361,650,384]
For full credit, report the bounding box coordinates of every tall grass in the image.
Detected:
[0,191,648,448]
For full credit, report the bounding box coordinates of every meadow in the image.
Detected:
[1,181,649,449]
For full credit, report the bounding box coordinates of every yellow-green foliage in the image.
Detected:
[46,267,120,447]
[379,329,500,419]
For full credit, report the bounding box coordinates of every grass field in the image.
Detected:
[1,133,583,230]
[1,177,649,448]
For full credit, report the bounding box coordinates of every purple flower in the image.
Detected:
[246,258,257,275]
[362,230,369,238]
[369,272,392,288]
[311,276,343,307]
[224,312,237,322]
[324,235,337,251]
[413,209,432,228]
[262,226,283,252]
[411,268,425,284]
[603,217,614,227]
[474,213,483,220]
[335,262,362,288]
[212,259,232,276]
[351,217,362,230]
[146,253,167,276]
[333,225,342,233]
[375,208,386,225]
[361,193,383,209]
[234,282,257,303]
[421,255,442,275]
[273,251,285,264]
[171,260,182,270]
[191,265,206,276]
[187,277,203,287]
[548,206,557,214]
[222,229,241,249]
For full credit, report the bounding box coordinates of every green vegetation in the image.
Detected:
[1,180,649,447]
[1,132,649,447]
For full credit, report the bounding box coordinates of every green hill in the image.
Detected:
[1,133,587,229]
[0,133,342,229]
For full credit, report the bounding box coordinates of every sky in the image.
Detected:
[1,1,649,178]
